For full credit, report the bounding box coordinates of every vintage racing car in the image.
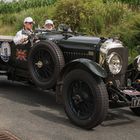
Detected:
[0,27,140,129]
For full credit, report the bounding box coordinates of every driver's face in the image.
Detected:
[24,22,33,30]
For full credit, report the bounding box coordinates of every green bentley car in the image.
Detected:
[0,27,139,129]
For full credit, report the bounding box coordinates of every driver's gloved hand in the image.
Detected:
[20,35,29,44]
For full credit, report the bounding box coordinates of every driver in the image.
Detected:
[13,17,34,45]
[44,19,55,31]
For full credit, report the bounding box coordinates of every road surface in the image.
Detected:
[0,77,140,140]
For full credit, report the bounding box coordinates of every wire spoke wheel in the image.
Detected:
[28,41,64,89]
[69,80,94,120]
[62,69,109,129]
[33,49,54,81]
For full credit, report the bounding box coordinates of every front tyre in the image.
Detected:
[62,69,109,129]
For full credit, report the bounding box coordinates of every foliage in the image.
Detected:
[103,0,140,5]
[109,13,140,56]
[53,0,85,31]
[103,0,140,10]
[0,0,56,14]
[0,23,15,35]
[0,5,55,34]
[54,0,127,35]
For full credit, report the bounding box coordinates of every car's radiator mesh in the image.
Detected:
[62,48,96,63]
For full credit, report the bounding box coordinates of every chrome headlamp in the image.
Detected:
[107,52,122,75]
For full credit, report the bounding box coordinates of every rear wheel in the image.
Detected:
[62,69,109,129]
[28,41,64,89]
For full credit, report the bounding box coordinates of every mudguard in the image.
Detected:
[61,58,107,78]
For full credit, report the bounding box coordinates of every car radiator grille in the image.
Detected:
[62,49,96,63]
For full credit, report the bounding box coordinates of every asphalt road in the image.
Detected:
[0,76,140,140]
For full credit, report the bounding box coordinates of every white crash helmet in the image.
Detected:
[45,19,53,25]
[24,17,34,23]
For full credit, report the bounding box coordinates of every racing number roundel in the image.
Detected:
[0,42,11,62]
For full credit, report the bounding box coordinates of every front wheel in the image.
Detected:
[62,69,109,129]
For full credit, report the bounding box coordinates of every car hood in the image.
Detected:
[65,36,101,45]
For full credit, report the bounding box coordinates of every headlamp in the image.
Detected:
[107,52,122,75]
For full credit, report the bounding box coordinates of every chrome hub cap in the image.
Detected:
[35,61,43,68]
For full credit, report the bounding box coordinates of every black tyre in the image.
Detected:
[130,107,140,116]
[28,40,64,89]
[62,69,109,129]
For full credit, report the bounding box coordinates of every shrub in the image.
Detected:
[53,0,85,31]
[109,13,140,58]
[53,0,127,35]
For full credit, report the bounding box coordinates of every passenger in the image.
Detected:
[44,19,55,31]
[13,17,34,45]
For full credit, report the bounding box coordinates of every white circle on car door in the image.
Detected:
[0,42,11,62]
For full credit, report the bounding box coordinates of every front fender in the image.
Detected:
[61,58,107,78]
